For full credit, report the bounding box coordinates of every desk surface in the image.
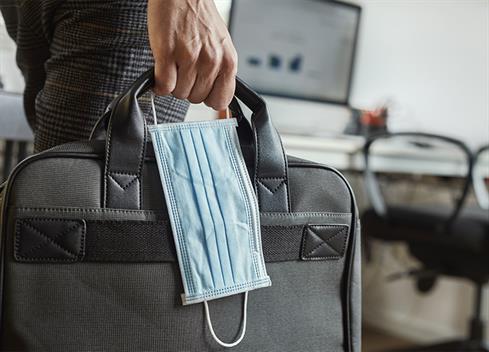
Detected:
[281,134,489,177]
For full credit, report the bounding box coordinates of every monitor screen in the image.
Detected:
[229,0,361,105]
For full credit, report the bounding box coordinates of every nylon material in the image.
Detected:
[10,158,103,208]
[2,261,344,351]
[148,120,270,304]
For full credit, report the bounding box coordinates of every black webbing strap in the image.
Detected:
[84,220,175,262]
[14,218,311,263]
[83,221,303,263]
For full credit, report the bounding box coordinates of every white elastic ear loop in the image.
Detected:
[150,92,157,125]
[203,291,248,348]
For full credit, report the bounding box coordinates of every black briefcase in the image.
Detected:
[0,69,361,351]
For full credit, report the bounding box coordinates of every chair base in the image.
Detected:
[388,339,489,352]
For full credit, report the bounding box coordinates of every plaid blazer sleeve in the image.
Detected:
[1,0,189,152]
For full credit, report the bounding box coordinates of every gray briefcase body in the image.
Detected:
[0,69,361,351]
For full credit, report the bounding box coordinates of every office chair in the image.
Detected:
[361,132,489,352]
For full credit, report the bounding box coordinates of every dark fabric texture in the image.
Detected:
[0,0,189,152]
[12,216,350,263]
[362,206,489,281]
[362,206,489,254]
[2,261,346,352]
[1,139,361,350]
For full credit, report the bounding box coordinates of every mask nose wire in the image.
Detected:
[203,291,249,348]
[150,92,158,126]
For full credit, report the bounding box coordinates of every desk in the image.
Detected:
[281,134,489,177]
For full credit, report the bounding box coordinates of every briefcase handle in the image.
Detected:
[101,68,290,212]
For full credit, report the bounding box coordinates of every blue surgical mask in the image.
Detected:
[148,117,271,348]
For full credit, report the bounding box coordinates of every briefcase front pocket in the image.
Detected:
[3,207,352,351]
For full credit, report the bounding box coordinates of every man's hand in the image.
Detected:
[148,0,238,110]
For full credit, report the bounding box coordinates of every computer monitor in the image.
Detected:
[229,0,361,105]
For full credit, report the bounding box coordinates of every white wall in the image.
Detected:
[351,0,489,148]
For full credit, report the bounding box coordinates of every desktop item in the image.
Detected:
[229,0,361,105]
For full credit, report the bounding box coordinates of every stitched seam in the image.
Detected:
[88,220,168,224]
[258,177,289,179]
[257,179,285,194]
[277,132,290,212]
[104,111,114,207]
[304,228,346,257]
[301,225,349,260]
[104,101,145,209]
[185,277,271,302]
[261,212,351,217]
[109,171,138,176]
[19,221,81,258]
[18,221,77,258]
[16,207,164,215]
[108,173,139,191]
[138,116,147,209]
[305,232,348,259]
[15,219,84,260]
[252,114,289,211]
[253,118,261,209]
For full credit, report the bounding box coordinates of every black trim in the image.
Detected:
[289,161,359,351]
[228,0,362,106]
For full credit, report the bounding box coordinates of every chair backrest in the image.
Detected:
[472,145,489,210]
[363,132,473,227]
[0,91,33,141]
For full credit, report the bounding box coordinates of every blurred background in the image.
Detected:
[1,1,488,351]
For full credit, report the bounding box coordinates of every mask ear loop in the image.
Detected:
[203,291,248,348]
[150,92,158,126]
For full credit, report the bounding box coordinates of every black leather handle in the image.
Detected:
[102,68,289,212]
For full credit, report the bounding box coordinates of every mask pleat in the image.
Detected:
[179,129,225,290]
[195,128,237,287]
[200,127,253,285]
[154,131,199,293]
